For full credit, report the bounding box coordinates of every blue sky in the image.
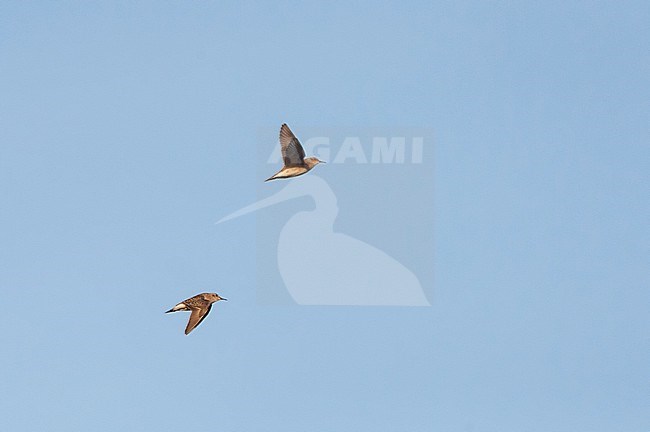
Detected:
[1,1,649,431]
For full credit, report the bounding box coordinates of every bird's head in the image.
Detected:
[204,293,227,303]
[304,157,326,169]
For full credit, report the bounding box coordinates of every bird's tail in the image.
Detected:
[165,308,175,313]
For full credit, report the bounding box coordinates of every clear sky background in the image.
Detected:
[1,2,649,431]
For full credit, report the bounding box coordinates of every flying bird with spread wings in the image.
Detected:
[165,293,227,335]
[265,123,325,182]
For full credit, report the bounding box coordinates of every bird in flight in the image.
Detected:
[165,293,227,335]
[265,123,325,181]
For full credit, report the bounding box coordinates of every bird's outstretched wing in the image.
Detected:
[279,123,305,167]
[185,304,212,335]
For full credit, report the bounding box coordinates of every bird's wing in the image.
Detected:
[185,304,212,335]
[279,123,306,167]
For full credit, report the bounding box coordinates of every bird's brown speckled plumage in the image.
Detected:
[165,292,227,335]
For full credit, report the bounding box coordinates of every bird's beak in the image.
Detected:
[221,298,228,301]
[320,160,327,163]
